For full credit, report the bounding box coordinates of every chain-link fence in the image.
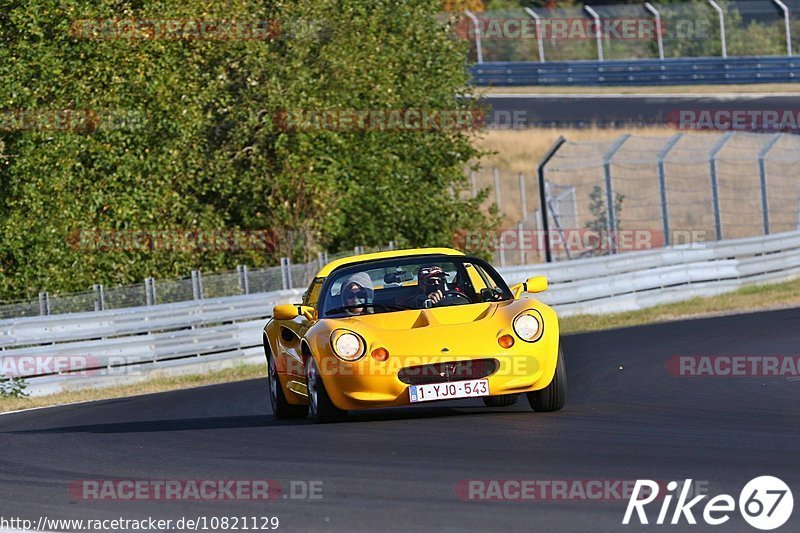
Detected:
[0,245,395,320]
[476,132,800,265]
[463,0,799,62]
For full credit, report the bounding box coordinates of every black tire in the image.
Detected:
[482,394,519,407]
[267,350,308,419]
[526,345,566,412]
[306,356,347,423]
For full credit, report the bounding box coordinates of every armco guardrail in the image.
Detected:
[2,231,799,396]
[470,56,800,86]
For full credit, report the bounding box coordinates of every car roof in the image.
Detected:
[316,247,465,278]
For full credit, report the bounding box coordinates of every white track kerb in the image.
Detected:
[2,231,799,397]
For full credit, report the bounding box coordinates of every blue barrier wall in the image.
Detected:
[470,56,800,86]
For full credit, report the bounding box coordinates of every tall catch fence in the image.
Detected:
[472,132,800,265]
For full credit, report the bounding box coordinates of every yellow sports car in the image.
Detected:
[263,247,566,422]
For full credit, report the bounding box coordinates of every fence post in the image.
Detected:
[470,170,477,198]
[656,134,683,246]
[93,283,105,311]
[38,291,50,316]
[523,7,545,62]
[191,270,203,300]
[772,0,792,56]
[517,222,526,265]
[519,172,528,220]
[757,133,782,235]
[537,136,567,263]
[144,277,156,306]
[492,167,502,211]
[464,10,483,64]
[602,134,631,254]
[644,3,665,60]
[584,6,604,61]
[707,0,727,58]
[709,132,734,241]
[237,265,250,295]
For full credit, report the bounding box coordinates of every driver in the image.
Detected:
[416,265,448,308]
[339,272,374,315]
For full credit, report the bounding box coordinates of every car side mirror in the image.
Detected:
[524,276,548,293]
[273,304,316,321]
[273,304,300,320]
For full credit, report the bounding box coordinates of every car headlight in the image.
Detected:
[331,330,366,361]
[513,311,543,342]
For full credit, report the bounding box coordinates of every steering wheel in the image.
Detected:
[434,290,472,307]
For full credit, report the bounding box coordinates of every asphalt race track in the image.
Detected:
[482,94,800,128]
[1,308,798,532]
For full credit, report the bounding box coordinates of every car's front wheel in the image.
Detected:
[526,345,566,412]
[268,353,308,419]
[306,356,347,423]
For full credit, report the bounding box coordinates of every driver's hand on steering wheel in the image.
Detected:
[427,290,444,305]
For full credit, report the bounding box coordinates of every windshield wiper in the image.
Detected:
[326,303,410,316]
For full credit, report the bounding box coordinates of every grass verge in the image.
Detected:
[2,277,798,414]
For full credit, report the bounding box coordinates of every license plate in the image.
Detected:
[408,379,489,403]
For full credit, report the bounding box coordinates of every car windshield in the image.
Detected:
[320,255,512,317]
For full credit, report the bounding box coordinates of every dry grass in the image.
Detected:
[479,83,800,95]
[473,126,673,174]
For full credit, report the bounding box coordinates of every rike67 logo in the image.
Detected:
[623,477,794,530]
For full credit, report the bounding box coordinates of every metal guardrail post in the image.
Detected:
[517,222,525,265]
[709,132,735,241]
[280,258,289,290]
[237,265,250,295]
[464,10,483,64]
[191,270,203,300]
[537,136,567,263]
[772,0,792,56]
[584,6,604,61]
[38,291,50,316]
[519,173,528,220]
[602,134,631,254]
[93,284,105,311]
[707,0,727,58]
[523,7,545,62]
[757,133,783,235]
[144,278,156,306]
[644,2,664,60]
[656,134,683,246]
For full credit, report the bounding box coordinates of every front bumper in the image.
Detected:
[315,341,558,411]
